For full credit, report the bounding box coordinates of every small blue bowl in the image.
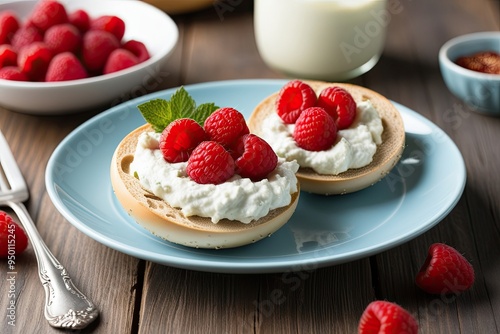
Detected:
[439,31,500,116]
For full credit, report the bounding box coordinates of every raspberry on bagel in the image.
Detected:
[248,80,405,195]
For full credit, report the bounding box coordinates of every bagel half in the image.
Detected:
[110,124,300,249]
[248,81,405,195]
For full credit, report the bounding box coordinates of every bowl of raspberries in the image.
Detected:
[0,0,178,114]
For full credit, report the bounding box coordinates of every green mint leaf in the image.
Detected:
[137,86,219,132]
[137,99,173,132]
[170,87,196,120]
[193,103,220,125]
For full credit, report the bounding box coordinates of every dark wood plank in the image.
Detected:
[139,260,374,334]
[139,264,260,334]
[366,0,500,332]
[182,7,282,84]
[256,261,374,334]
[0,114,141,334]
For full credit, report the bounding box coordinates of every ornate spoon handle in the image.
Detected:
[9,201,98,329]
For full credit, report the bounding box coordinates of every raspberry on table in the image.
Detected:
[317,86,357,130]
[203,107,250,149]
[90,15,126,41]
[233,134,278,181]
[0,66,28,81]
[44,23,81,55]
[0,210,28,258]
[103,49,139,74]
[17,41,53,81]
[187,141,235,185]
[416,243,475,295]
[358,300,418,334]
[82,30,120,72]
[29,0,68,32]
[45,52,88,82]
[159,118,208,163]
[275,80,317,124]
[293,107,337,151]
[0,10,20,45]
[0,44,18,69]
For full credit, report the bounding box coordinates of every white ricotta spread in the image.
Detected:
[130,132,299,224]
[260,100,383,175]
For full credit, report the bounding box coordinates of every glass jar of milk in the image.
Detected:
[254,0,389,81]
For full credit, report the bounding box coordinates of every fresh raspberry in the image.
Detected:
[0,211,28,258]
[293,107,337,151]
[317,86,357,130]
[416,243,475,295]
[203,107,249,149]
[68,9,90,33]
[0,66,28,81]
[11,25,43,51]
[45,52,88,82]
[358,301,418,334]
[90,15,125,41]
[17,42,53,81]
[0,45,17,69]
[82,30,120,72]
[0,10,20,44]
[186,141,235,185]
[123,40,150,62]
[29,0,68,32]
[103,48,139,74]
[159,118,208,163]
[44,23,81,55]
[275,80,317,124]
[233,134,278,181]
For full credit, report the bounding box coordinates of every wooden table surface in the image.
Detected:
[1,0,499,333]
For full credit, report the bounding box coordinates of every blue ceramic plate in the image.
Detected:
[45,80,466,273]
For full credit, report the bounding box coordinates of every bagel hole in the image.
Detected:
[146,199,157,209]
[120,155,134,174]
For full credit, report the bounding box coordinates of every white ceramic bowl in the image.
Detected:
[439,31,500,116]
[0,0,178,115]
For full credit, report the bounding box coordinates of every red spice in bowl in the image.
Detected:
[455,51,500,75]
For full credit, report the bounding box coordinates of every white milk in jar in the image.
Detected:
[254,0,389,81]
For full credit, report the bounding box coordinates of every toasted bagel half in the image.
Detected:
[110,124,300,249]
[248,81,405,195]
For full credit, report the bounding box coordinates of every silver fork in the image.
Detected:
[0,130,98,330]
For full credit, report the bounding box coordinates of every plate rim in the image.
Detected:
[45,79,467,273]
